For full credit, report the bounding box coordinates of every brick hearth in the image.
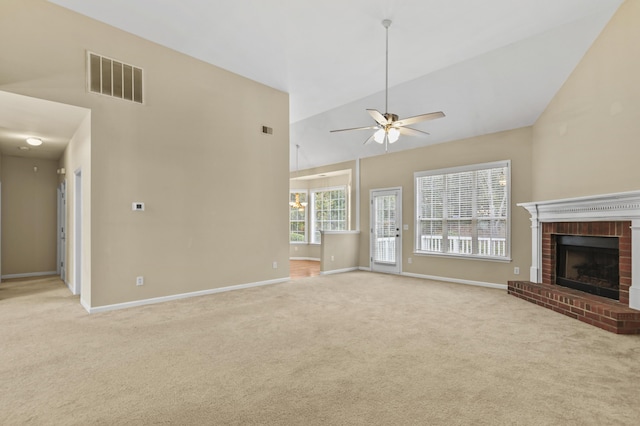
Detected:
[508,281,640,334]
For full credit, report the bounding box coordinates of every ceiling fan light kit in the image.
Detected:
[374,127,399,144]
[330,19,445,152]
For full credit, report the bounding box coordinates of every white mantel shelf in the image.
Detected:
[518,190,640,311]
[518,190,640,223]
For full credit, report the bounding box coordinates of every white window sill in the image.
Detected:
[413,251,512,263]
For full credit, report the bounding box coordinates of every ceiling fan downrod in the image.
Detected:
[382,19,391,115]
[328,18,445,150]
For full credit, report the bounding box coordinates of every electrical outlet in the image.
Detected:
[514,267,520,275]
[331,255,335,261]
[407,257,412,264]
[136,276,144,286]
[272,261,278,269]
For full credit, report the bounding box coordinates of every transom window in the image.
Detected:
[415,161,510,259]
[311,187,347,244]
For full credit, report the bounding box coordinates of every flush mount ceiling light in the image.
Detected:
[26,137,43,146]
[330,19,445,152]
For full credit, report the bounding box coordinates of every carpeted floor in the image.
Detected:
[1,272,639,425]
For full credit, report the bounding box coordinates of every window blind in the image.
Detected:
[415,161,509,259]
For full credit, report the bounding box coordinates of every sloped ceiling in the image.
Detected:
[48,0,623,169]
[0,91,89,160]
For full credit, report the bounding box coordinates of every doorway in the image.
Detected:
[57,181,66,282]
[370,188,402,274]
[73,169,82,296]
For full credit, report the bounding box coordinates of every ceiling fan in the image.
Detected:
[330,19,445,152]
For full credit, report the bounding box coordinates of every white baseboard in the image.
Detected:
[80,298,91,313]
[1,271,57,280]
[289,257,321,261]
[84,277,290,314]
[320,267,359,275]
[401,272,507,290]
[359,266,371,272]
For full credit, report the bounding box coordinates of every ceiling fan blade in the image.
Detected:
[367,109,388,126]
[398,126,430,137]
[330,125,379,133]
[394,111,445,127]
[363,134,375,145]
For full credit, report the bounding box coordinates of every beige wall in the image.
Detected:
[289,244,321,260]
[1,156,58,276]
[59,112,91,304]
[360,127,533,285]
[1,0,289,308]
[532,0,640,201]
[320,231,360,273]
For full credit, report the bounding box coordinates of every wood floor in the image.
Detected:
[290,260,320,279]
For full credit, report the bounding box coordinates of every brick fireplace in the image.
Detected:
[541,221,631,303]
[511,191,640,334]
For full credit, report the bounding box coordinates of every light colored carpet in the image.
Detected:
[1,272,639,425]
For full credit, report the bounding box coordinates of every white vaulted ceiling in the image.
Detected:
[48,0,624,169]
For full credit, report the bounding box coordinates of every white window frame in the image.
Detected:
[310,186,348,244]
[289,190,308,243]
[414,160,511,261]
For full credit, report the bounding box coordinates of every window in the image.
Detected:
[415,161,510,259]
[311,187,347,244]
[290,191,307,243]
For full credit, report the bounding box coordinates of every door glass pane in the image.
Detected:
[374,195,396,263]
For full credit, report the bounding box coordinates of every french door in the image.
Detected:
[370,188,402,274]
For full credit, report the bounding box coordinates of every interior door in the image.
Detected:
[370,188,402,274]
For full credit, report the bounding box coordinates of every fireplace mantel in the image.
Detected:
[518,190,640,311]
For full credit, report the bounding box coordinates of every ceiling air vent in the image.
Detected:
[87,52,143,103]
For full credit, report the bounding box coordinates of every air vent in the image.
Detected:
[262,126,273,135]
[87,52,143,103]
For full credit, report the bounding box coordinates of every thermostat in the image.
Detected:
[132,202,145,211]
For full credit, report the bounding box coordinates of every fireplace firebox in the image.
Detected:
[555,235,619,300]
